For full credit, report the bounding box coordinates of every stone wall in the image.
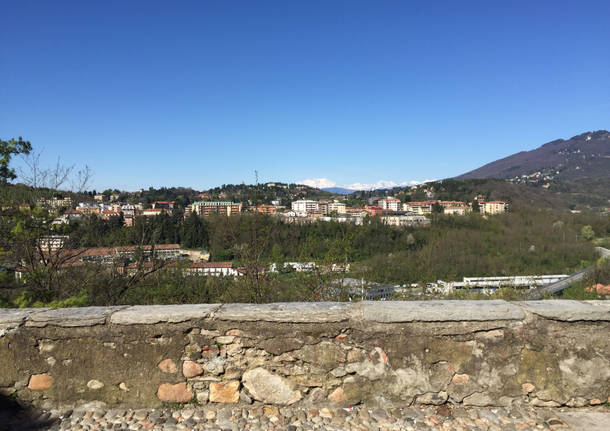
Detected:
[1,301,608,410]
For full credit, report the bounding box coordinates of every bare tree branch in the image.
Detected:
[71,164,93,193]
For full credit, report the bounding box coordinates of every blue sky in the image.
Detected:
[1,1,609,191]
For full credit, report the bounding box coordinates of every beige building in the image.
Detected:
[484,201,506,214]
[444,206,471,216]
[327,202,347,214]
[192,201,242,216]
[404,201,433,214]
[253,204,277,215]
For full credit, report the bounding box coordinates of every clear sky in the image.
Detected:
[1,1,609,191]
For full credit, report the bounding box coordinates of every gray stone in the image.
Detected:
[215,302,353,322]
[110,304,220,324]
[74,401,108,412]
[345,347,387,380]
[133,410,148,421]
[239,391,253,404]
[242,367,302,405]
[0,308,48,330]
[26,307,124,327]
[556,412,610,431]
[520,300,610,321]
[416,391,448,405]
[462,392,496,406]
[203,356,226,375]
[330,367,347,377]
[359,300,524,322]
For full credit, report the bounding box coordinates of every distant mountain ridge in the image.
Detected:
[456,130,610,182]
[322,187,357,194]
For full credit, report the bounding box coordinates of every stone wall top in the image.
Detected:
[26,306,126,327]
[520,300,610,321]
[109,304,221,325]
[358,300,525,322]
[215,302,353,322]
[0,308,48,331]
[0,300,609,330]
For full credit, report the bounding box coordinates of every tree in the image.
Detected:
[19,148,92,192]
[432,202,444,213]
[180,212,206,249]
[581,225,595,241]
[0,137,31,184]
[271,243,284,264]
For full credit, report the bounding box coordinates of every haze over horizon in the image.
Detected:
[1,1,609,191]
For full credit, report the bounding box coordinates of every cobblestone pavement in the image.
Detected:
[3,403,609,431]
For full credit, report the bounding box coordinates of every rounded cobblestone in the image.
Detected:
[2,403,609,430]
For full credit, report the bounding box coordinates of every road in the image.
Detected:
[527,246,609,299]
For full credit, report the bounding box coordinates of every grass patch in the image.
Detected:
[559,281,604,300]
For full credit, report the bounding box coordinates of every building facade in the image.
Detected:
[378,197,402,212]
[484,201,507,214]
[291,200,319,214]
[192,201,242,216]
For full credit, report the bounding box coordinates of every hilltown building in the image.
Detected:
[327,201,347,214]
[101,209,121,220]
[381,215,431,227]
[76,204,101,216]
[378,197,402,212]
[184,261,240,276]
[291,200,319,215]
[253,204,277,215]
[484,201,507,214]
[192,201,242,216]
[152,201,175,210]
[123,261,241,277]
[444,205,471,215]
[121,204,136,227]
[37,196,73,210]
[403,201,433,214]
[51,209,83,225]
[364,205,383,216]
[141,208,168,217]
[36,235,70,252]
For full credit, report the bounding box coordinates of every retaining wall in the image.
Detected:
[1,300,609,410]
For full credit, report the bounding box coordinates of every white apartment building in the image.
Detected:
[444,206,471,215]
[378,197,402,212]
[381,215,430,227]
[37,235,70,251]
[185,262,240,277]
[291,200,319,214]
